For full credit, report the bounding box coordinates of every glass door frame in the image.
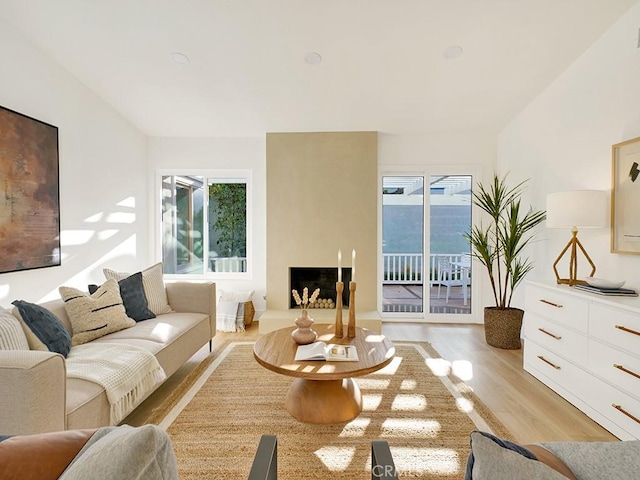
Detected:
[378,165,482,324]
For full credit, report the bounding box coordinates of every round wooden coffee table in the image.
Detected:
[253,323,395,424]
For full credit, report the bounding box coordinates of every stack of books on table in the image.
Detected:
[573,284,638,297]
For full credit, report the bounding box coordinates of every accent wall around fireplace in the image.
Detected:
[265,131,378,312]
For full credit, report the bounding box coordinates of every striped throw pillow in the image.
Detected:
[59,279,135,346]
[0,307,29,350]
[103,263,172,315]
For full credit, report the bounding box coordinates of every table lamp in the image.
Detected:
[546,190,607,286]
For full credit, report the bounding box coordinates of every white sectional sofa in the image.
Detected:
[0,281,216,435]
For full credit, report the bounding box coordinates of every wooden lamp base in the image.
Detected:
[553,228,596,286]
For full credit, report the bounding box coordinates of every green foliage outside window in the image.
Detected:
[208,183,246,257]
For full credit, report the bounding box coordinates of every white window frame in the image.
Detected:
[155,169,253,280]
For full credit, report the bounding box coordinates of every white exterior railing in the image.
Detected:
[383,253,469,284]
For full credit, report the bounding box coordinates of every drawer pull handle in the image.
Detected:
[539,299,563,308]
[612,404,640,425]
[538,328,561,340]
[537,355,560,370]
[615,325,640,337]
[613,364,640,381]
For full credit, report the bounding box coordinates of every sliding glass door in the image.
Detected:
[381,173,473,319]
[382,176,424,313]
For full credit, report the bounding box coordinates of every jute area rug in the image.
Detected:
[144,341,511,479]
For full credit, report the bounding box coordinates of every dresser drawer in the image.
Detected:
[587,372,640,439]
[525,284,588,332]
[590,303,640,356]
[588,339,640,399]
[524,313,587,365]
[523,341,589,400]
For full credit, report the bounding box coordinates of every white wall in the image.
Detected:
[499,2,640,302]
[0,19,148,307]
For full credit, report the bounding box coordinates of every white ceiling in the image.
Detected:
[0,1,637,138]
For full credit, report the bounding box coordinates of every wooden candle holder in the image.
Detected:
[334,282,344,338]
[347,281,356,338]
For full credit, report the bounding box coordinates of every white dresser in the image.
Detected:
[524,281,640,440]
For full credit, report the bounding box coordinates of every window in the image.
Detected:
[160,172,249,275]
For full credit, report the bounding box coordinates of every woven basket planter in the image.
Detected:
[483,307,524,350]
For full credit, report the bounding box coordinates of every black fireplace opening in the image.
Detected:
[289,267,352,309]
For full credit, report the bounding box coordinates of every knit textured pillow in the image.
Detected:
[59,279,135,346]
[103,262,172,315]
[0,307,30,351]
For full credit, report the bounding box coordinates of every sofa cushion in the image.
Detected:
[0,428,97,480]
[466,431,575,480]
[89,271,155,322]
[59,279,135,345]
[0,307,29,350]
[104,262,172,315]
[541,439,640,480]
[11,301,72,357]
[60,425,178,480]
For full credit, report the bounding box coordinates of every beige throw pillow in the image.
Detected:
[103,262,172,315]
[59,279,135,345]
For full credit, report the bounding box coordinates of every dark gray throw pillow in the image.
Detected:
[89,271,155,322]
[11,300,72,358]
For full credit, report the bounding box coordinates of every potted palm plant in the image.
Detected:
[467,174,546,349]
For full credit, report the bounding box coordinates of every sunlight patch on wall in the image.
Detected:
[106,212,136,224]
[380,418,441,438]
[117,197,136,208]
[37,235,137,303]
[84,212,103,223]
[314,446,356,471]
[0,284,10,304]
[60,230,95,246]
[98,229,119,240]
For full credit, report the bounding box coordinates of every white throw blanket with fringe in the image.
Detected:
[216,300,245,332]
[66,343,167,425]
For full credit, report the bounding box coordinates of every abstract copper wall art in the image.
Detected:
[0,106,60,273]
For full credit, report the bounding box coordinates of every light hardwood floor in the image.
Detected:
[126,321,618,444]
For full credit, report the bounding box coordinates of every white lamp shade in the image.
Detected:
[546,190,607,229]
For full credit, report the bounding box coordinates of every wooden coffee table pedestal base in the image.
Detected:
[284,378,362,424]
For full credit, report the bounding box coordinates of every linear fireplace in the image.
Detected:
[289,267,352,309]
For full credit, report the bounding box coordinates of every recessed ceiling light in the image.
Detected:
[304,52,322,65]
[444,45,463,59]
[170,52,190,65]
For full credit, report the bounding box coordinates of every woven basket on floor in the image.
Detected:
[243,301,255,327]
[483,307,524,350]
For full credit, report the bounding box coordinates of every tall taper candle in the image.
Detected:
[335,281,344,337]
[347,281,356,338]
[338,249,342,283]
[351,249,356,283]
